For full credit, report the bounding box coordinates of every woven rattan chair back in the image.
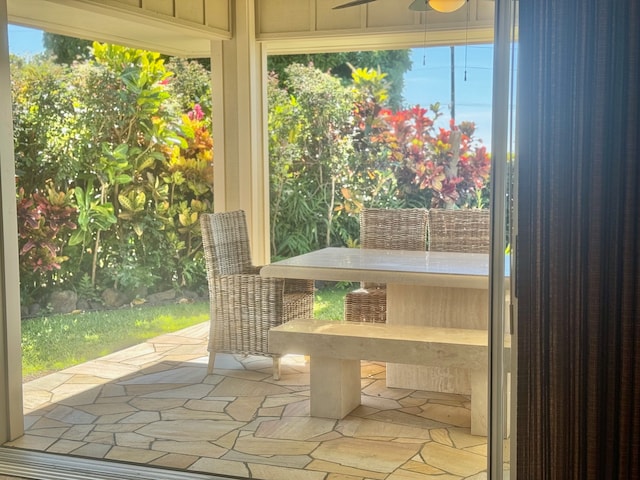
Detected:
[200,210,314,379]
[344,208,428,323]
[428,209,490,253]
[360,208,429,251]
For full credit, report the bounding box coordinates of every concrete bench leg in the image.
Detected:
[470,369,488,436]
[470,369,511,437]
[310,356,361,419]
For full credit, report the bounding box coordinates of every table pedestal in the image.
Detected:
[386,284,488,394]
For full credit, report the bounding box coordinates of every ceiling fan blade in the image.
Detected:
[408,0,431,11]
[333,0,378,10]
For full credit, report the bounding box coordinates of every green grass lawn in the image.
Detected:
[21,285,350,380]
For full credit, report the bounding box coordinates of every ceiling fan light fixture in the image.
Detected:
[428,0,467,13]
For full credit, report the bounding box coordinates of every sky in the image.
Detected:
[7,24,494,148]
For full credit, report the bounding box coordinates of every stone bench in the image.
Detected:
[268,318,511,436]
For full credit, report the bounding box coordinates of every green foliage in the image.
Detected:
[268,50,412,110]
[12,43,213,302]
[43,32,92,64]
[268,62,492,259]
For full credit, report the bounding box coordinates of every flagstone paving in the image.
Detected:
[6,322,504,479]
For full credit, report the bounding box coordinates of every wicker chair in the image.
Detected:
[343,208,428,323]
[200,210,314,380]
[427,209,491,253]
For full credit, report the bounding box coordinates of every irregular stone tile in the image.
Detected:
[29,417,70,429]
[269,373,311,387]
[119,366,207,385]
[150,452,199,470]
[66,374,111,384]
[401,460,446,474]
[360,395,403,411]
[62,424,95,441]
[137,419,244,441]
[23,372,73,392]
[184,398,228,412]
[430,428,454,446]
[208,354,245,370]
[23,415,41,430]
[386,469,460,479]
[412,390,469,404]
[129,397,186,411]
[255,417,336,441]
[282,399,310,417]
[22,390,52,411]
[419,404,470,428]
[83,431,115,445]
[95,412,134,424]
[248,463,326,480]
[325,473,365,480]
[46,405,97,424]
[160,407,230,422]
[121,352,167,366]
[63,361,139,379]
[308,431,343,442]
[115,432,153,449]
[152,440,227,458]
[305,459,386,480]
[105,445,164,463]
[313,437,420,474]
[258,406,284,417]
[47,439,86,454]
[95,423,144,433]
[464,444,487,456]
[141,384,215,399]
[215,369,271,383]
[147,333,204,346]
[119,411,161,424]
[72,442,112,458]
[234,435,318,455]
[122,384,182,396]
[77,403,137,416]
[465,473,488,480]
[4,434,57,451]
[221,450,310,469]
[101,343,156,362]
[235,417,278,433]
[365,409,444,430]
[52,384,101,406]
[25,428,69,438]
[398,397,428,408]
[361,362,386,377]
[95,395,134,404]
[226,396,264,422]
[448,428,487,449]
[362,380,410,401]
[420,442,486,477]
[212,377,291,397]
[336,418,430,440]
[215,430,239,450]
[188,457,249,478]
[262,394,308,408]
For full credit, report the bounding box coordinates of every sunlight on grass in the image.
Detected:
[21,286,350,380]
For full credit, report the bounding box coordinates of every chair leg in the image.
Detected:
[207,351,216,374]
[273,355,281,380]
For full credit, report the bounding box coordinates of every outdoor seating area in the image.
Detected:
[9,322,494,480]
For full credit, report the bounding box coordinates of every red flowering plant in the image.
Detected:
[371,105,491,209]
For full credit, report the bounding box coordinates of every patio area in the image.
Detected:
[5,322,495,480]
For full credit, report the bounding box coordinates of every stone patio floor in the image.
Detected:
[5,322,503,480]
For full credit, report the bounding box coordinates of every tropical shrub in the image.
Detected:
[12,44,213,305]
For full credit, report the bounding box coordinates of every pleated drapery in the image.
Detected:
[516,0,640,478]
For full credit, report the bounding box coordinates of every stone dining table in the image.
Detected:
[260,247,509,396]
